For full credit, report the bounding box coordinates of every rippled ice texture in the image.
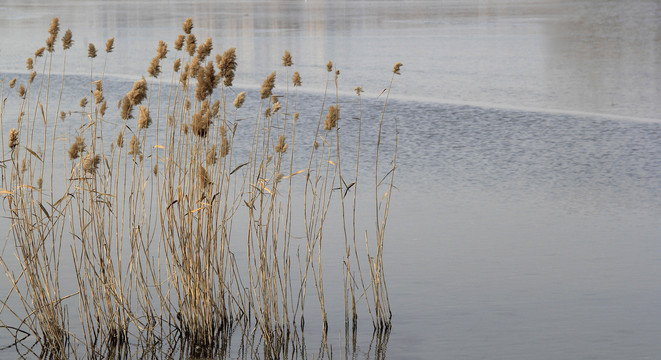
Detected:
[1,1,661,359]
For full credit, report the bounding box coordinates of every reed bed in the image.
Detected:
[0,18,399,359]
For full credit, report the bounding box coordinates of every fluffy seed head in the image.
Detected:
[127,77,148,105]
[282,50,293,67]
[354,86,364,95]
[46,34,56,53]
[157,40,168,59]
[198,164,212,189]
[88,43,97,58]
[326,60,333,72]
[62,29,73,50]
[260,72,276,99]
[292,72,301,87]
[220,135,229,158]
[68,136,86,159]
[120,97,133,120]
[324,105,339,130]
[275,135,287,153]
[105,37,114,53]
[82,154,102,174]
[99,101,107,116]
[128,135,141,157]
[9,78,16,88]
[186,34,197,56]
[48,18,60,37]
[148,56,161,78]
[8,129,19,149]
[197,38,212,61]
[206,145,217,165]
[80,97,88,108]
[218,47,237,86]
[29,72,36,84]
[60,111,66,121]
[116,132,124,148]
[35,47,45,58]
[393,62,403,75]
[26,58,33,70]
[18,85,26,98]
[173,58,181,72]
[233,91,246,109]
[138,106,152,129]
[183,18,193,34]
[174,35,185,51]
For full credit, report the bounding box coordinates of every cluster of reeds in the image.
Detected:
[0,17,399,358]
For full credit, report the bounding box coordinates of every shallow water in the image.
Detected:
[1,1,661,359]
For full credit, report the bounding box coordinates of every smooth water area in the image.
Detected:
[1,1,661,359]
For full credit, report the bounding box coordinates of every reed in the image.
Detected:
[0,17,400,358]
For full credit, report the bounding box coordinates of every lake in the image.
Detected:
[1,0,660,359]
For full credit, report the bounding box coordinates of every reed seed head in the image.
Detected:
[233,91,246,109]
[294,112,299,122]
[60,111,66,121]
[62,29,73,50]
[183,18,193,34]
[128,135,141,157]
[105,37,114,53]
[29,72,36,84]
[275,135,287,153]
[8,129,19,149]
[9,78,16,88]
[82,154,101,174]
[127,77,148,105]
[282,50,293,67]
[37,177,43,189]
[198,164,212,189]
[116,132,124,148]
[195,61,219,101]
[218,47,237,86]
[211,100,220,118]
[120,97,133,120]
[18,85,26,98]
[46,34,56,52]
[68,136,86,160]
[324,105,339,130]
[80,97,88,108]
[99,101,107,116]
[173,58,181,72]
[292,72,301,87]
[393,62,403,75]
[327,60,333,72]
[148,56,161,78]
[260,71,276,99]
[88,43,97,58]
[174,35,185,51]
[206,145,217,165]
[191,111,212,137]
[354,86,363,95]
[94,89,104,104]
[48,18,60,37]
[26,58,33,70]
[157,40,168,59]
[197,38,212,61]
[35,47,45,58]
[220,135,229,158]
[186,34,197,56]
[138,106,152,129]
[273,100,281,113]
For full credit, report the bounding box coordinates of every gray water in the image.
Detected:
[1,1,661,359]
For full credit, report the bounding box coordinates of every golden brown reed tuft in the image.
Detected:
[148,56,161,78]
[191,110,212,137]
[324,105,339,130]
[79,97,88,108]
[8,129,19,149]
[186,34,197,57]
[354,86,363,95]
[292,72,302,87]
[198,164,212,189]
[211,100,220,118]
[68,136,86,160]
[37,177,43,189]
[173,58,181,72]
[82,154,102,174]
[88,43,97,58]
[294,112,299,122]
[220,134,229,158]
[94,90,104,105]
[174,35,185,51]
[128,135,141,157]
[29,72,37,84]
[120,96,133,120]
[392,62,403,75]
[60,111,66,121]
[206,145,217,165]
[260,72,276,99]
[18,85,26,98]
[157,40,168,59]
[195,62,219,101]
[197,38,213,61]
[272,101,282,113]
[105,37,114,53]
[99,101,107,116]
[275,135,287,153]
[183,17,193,34]
[327,60,333,72]
[48,18,60,37]
[116,132,124,148]
[190,56,200,78]
[282,50,293,67]
[35,47,45,58]
[233,91,246,109]
[127,77,148,105]
[9,78,16,88]
[217,47,237,86]
[62,29,73,50]
[26,58,33,70]
[138,106,152,129]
